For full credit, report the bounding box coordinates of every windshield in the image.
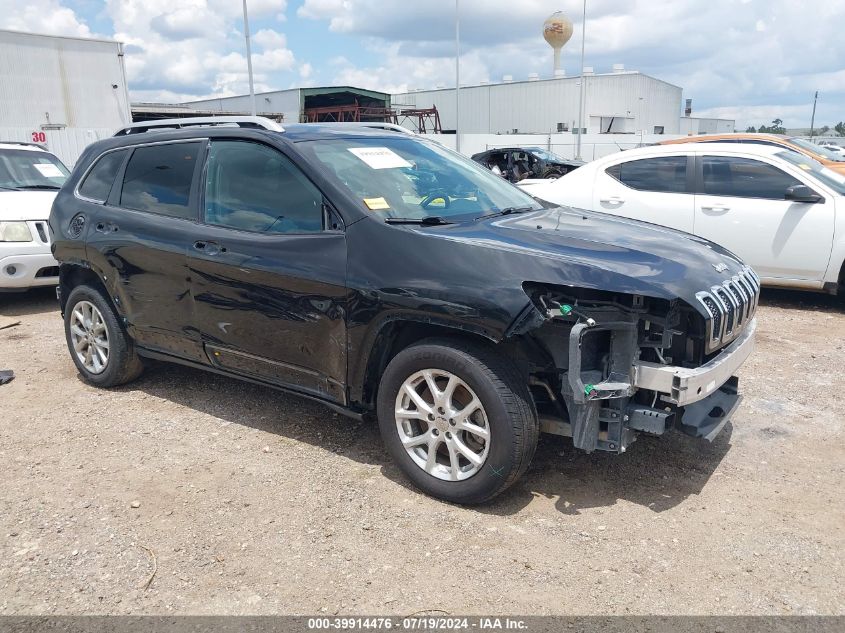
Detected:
[788,137,845,163]
[0,148,69,190]
[302,136,543,220]
[777,150,845,195]
[528,147,567,162]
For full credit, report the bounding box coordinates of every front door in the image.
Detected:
[693,155,834,281]
[188,139,348,403]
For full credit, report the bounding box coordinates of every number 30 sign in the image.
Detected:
[31,131,47,143]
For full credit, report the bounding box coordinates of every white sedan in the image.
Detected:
[519,143,845,294]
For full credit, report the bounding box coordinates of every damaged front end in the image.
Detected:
[515,270,759,454]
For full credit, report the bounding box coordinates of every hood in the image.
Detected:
[549,159,585,168]
[0,190,59,221]
[420,206,747,309]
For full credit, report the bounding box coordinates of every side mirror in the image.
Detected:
[785,184,823,203]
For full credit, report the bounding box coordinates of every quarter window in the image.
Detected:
[605,156,688,193]
[78,150,127,202]
[204,141,323,234]
[700,156,802,199]
[120,142,201,218]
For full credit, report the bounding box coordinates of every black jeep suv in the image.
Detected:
[50,117,758,504]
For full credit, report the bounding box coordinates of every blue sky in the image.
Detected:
[1,0,844,129]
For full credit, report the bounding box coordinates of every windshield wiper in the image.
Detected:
[384,216,453,226]
[15,184,62,190]
[474,206,534,221]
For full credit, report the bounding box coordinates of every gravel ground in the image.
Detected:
[0,287,843,615]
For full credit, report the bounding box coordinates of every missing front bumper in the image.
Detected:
[631,319,756,406]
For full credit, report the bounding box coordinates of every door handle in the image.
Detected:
[193,240,226,255]
[700,205,730,213]
[95,222,119,233]
[599,196,625,204]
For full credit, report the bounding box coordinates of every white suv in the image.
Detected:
[0,142,69,291]
[520,143,845,294]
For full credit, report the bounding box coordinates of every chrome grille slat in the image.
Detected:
[695,266,760,353]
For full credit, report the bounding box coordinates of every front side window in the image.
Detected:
[0,148,69,191]
[120,142,201,218]
[701,156,801,199]
[605,156,688,193]
[204,141,323,234]
[78,149,128,202]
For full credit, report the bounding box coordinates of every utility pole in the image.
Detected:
[575,0,587,160]
[455,0,461,152]
[809,90,819,138]
[243,0,257,116]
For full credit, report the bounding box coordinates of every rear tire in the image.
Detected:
[64,284,144,387]
[377,337,538,504]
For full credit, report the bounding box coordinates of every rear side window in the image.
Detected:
[605,156,688,193]
[78,150,127,202]
[204,140,323,234]
[120,142,201,218]
[701,156,802,199]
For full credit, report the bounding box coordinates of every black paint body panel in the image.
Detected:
[50,125,746,414]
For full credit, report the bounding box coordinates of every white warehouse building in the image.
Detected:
[0,29,131,166]
[393,69,733,136]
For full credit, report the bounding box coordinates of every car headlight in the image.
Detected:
[0,222,33,242]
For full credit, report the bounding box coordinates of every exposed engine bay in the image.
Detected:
[512,284,754,454]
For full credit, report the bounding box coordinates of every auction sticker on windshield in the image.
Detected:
[363,197,391,210]
[348,147,412,170]
[34,163,64,178]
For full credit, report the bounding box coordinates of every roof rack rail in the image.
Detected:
[114,116,284,136]
[310,122,416,135]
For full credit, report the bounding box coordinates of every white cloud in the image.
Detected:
[102,0,296,100]
[0,0,92,37]
[253,28,287,50]
[297,0,347,21]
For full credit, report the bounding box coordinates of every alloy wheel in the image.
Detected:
[394,369,491,481]
[69,300,110,374]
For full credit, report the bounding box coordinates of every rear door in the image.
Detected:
[85,140,205,360]
[187,139,348,403]
[693,154,834,280]
[592,154,695,232]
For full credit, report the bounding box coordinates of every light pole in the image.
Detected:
[810,90,819,138]
[575,0,587,160]
[242,0,256,116]
[455,0,461,152]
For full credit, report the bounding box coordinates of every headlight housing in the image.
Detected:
[0,221,33,242]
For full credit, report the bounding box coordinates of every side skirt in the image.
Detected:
[136,347,365,422]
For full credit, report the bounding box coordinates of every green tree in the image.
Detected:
[758,118,786,134]
[745,126,757,133]
[836,121,845,137]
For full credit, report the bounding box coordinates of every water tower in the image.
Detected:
[543,11,574,77]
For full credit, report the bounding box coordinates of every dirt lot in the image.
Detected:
[0,287,843,615]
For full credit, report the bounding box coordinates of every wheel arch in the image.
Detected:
[351,318,537,412]
[59,263,113,315]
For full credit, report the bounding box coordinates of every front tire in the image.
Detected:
[64,284,144,387]
[377,338,538,504]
